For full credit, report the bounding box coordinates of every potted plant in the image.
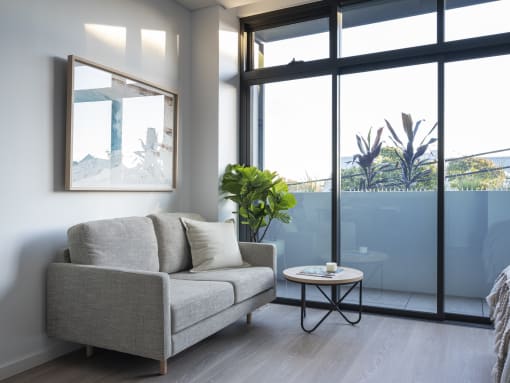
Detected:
[349,126,391,190]
[220,164,297,242]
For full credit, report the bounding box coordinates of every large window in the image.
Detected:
[261,77,331,186]
[445,0,510,41]
[255,76,332,300]
[444,55,510,317]
[340,0,436,57]
[241,0,510,323]
[253,17,329,69]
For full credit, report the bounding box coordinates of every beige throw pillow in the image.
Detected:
[180,217,247,272]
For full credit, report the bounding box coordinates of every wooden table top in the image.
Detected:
[283,266,364,285]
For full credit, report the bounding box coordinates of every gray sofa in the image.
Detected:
[46,213,276,375]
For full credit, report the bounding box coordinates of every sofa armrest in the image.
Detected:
[239,242,276,271]
[47,263,171,361]
[55,248,71,263]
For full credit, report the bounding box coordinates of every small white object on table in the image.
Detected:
[326,262,337,272]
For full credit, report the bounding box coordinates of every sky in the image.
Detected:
[260,0,510,182]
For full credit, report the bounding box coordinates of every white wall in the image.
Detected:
[0,0,192,379]
[190,7,221,220]
[190,6,239,221]
[218,8,240,221]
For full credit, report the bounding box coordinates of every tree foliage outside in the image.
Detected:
[308,112,507,192]
[287,172,324,193]
[340,166,364,191]
[447,157,506,190]
[220,164,297,242]
[342,153,506,191]
[377,147,437,190]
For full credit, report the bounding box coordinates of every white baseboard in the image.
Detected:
[0,342,80,380]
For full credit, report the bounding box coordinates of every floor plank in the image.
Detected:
[2,304,494,383]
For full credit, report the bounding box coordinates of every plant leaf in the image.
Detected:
[356,135,366,154]
[361,135,370,153]
[385,119,403,146]
[374,126,384,147]
[402,113,414,143]
[413,119,424,136]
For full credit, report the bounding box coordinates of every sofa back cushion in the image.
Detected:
[147,212,204,273]
[68,216,159,271]
[180,218,246,273]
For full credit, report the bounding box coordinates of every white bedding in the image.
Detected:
[487,265,510,383]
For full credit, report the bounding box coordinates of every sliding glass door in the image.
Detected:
[339,64,438,311]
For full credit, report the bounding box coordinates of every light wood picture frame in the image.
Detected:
[65,55,178,191]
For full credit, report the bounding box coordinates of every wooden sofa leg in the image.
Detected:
[85,345,94,358]
[247,312,252,325]
[160,359,168,375]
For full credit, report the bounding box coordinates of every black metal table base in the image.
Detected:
[300,280,362,333]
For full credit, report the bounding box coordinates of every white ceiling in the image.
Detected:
[175,0,318,16]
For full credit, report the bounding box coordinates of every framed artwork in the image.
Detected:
[65,55,178,191]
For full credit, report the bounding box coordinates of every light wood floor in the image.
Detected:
[3,304,495,383]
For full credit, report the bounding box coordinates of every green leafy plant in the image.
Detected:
[350,127,390,190]
[385,113,437,190]
[220,164,297,242]
[447,157,505,190]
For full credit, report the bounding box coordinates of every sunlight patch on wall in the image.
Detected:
[219,29,237,60]
[84,24,127,51]
[141,29,166,56]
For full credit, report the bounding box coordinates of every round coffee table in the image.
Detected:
[283,266,363,333]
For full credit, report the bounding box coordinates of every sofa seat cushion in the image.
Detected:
[171,267,274,303]
[148,213,204,273]
[169,279,234,333]
[68,216,159,272]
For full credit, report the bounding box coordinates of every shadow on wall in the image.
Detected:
[52,56,68,193]
[0,230,69,370]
